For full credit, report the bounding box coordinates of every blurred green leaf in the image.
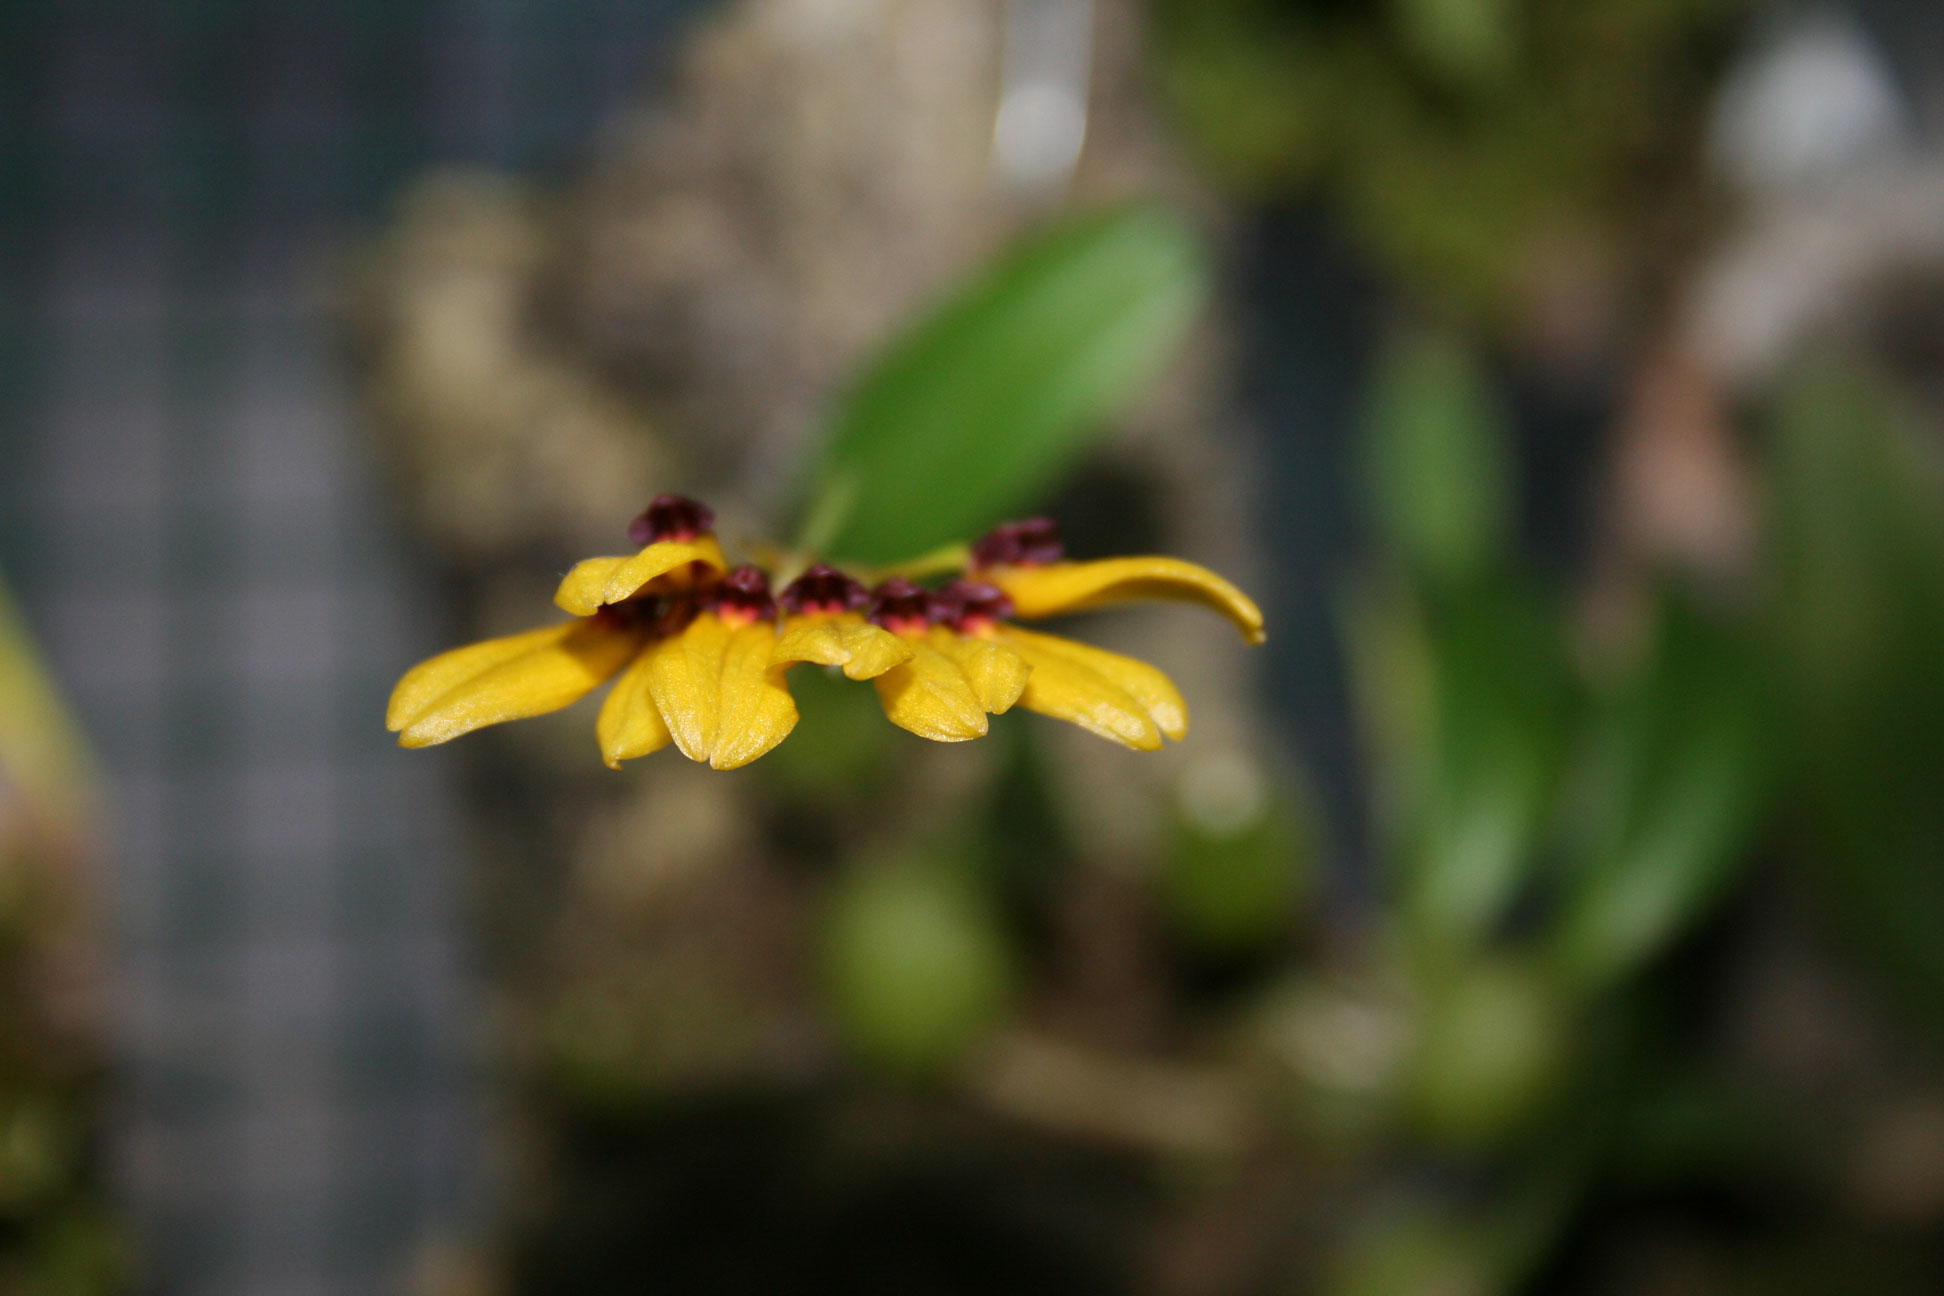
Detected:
[1766,358,1944,1033]
[803,205,1211,564]
[1362,331,1514,589]
[1397,585,1572,955]
[1151,1,1332,188]
[819,858,1018,1076]
[1550,592,1768,992]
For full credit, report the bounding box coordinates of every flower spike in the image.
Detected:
[389,498,1262,768]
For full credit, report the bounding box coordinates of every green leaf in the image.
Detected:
[1361,330,1514,589]
[1396,584,1573,956]
[802,205,1211,564]
[1766,357,1944,1032]
[1550,592,1768,993]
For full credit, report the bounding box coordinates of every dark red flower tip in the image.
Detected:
[934,579,1015,631]
[867,577,935,635]
[711,564,776,623]
[628,494,715,546]
[970,517,1063,569]
[778,563,870,616]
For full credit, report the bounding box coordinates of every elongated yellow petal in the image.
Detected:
[595,647,673,769]
[387,622,575,731]
[772,613,913,680]
[644,612,732,762]
[1004,634,1163,750]
[553,536,728,616]
[928,627,1029,715]
[396,619,640,748]
[996,626,1186,741]
[985,557,1265,645]
[711,622,798,770]
[873,640,989,742]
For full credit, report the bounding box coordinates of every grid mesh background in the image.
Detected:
[0,2,702,1291]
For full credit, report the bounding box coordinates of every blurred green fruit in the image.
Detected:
[1406,957,1565,1148]
[1162,752,1312,952]
[820,860,1018,1076]
[1328,1210,1496,1296]
[1390,0,1518,90]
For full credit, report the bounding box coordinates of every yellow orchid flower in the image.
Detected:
[387,499,1264,770]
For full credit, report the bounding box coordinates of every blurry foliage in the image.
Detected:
[802,204,1212,564]
[1766,357,1944,1032]
[1152,0,1746,318]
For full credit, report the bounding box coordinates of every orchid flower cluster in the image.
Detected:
[388,496,1264,770]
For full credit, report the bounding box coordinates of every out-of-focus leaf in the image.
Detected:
[1766,359,1944,1033]
[1550,592,1768,992]
[1151,2,1331,188]
[819,858,1017,1076]
[1362,330,1514,589]
[803,206,1211,564]
[1341,574,1439,848]
[1397,586,1572,956]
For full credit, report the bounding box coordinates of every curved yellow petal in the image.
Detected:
[711,622,799,770]
[596,647,673,769]
[772,613,913,680]
[387,622,574,732]
[396,619,640,748]
[996,626,1186,741]
[985,557,1265,645]
[1004,634,1163,750]
[644,612,732,762]
[927,627,1029,715]
[873,640,989,742]
[553,536,728,615]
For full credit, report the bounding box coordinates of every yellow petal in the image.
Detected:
[711,622,799,770]
[396,619,640,748]
[772,613,913,680]
[553,536,728,616]
[985,557,1266,645]
[928,627,1029,715]
[387,622,574,731]
[1004,635,1163,750]
[595,647,673,769]
[873,640,989,742]
[644,612,732,762]
[996,626,1187,741]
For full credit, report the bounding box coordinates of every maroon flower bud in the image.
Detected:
[969,517,1063,569]
[778,563,871,616]
[628,494,715,546]
[711,564,776,625]
[867,577,935,636]
[935,580,1014,632]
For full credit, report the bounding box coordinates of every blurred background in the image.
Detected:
[6,0,1944,1293]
